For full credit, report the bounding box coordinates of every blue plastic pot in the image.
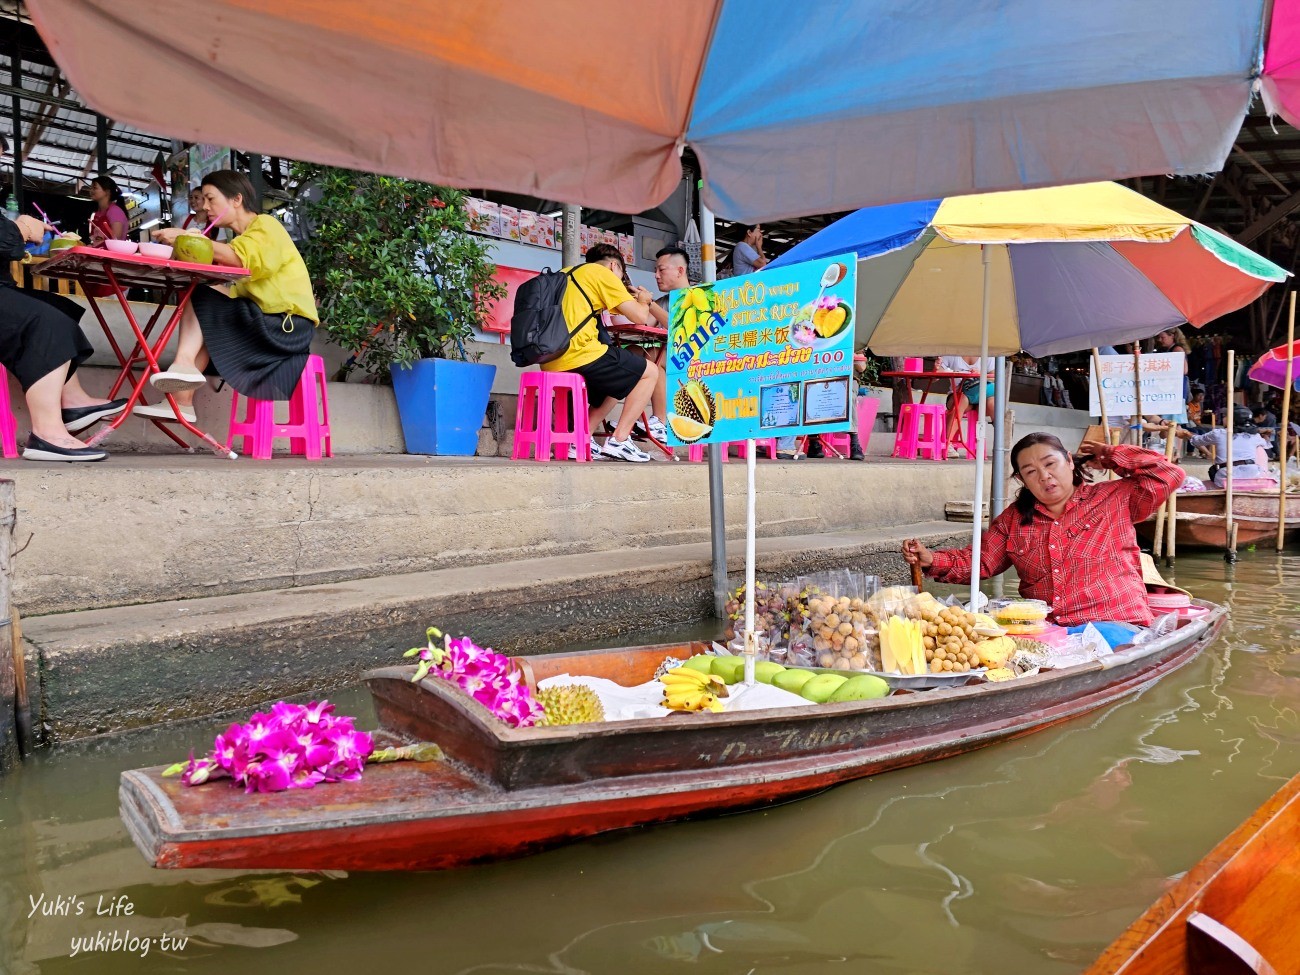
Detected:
[389,357,497,456]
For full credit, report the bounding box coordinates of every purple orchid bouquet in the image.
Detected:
[165,700,376,793]
[406,626,543,728]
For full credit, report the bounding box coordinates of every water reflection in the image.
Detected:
[1,554,1298,974]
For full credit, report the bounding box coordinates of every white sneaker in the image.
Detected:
[150,369,206,393]
[602,436,651,463]
[567,438,604,461]
[634,415,669,442]
[134,402,197,423]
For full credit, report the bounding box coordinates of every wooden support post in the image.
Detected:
[1133,345,1144,446]
[0,480,16,772]
[1167,486,1177,565]
[1278,293,1295,552]
[1153,427,1177,558]
[1226,350,1237,563]
[1091,348,1114,471]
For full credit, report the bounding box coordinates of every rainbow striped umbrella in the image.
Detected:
[772,182,1288,358]
[27,0,1269,222]
[774,181,1287,603]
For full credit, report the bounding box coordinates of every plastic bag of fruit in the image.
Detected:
[721,579,789,655]
[792,583,879,671]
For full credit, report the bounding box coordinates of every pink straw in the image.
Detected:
[31,202,58,228]
[201,205,229,236]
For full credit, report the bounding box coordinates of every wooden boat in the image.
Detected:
[120,602,1226,872]
[1138,489,1300,548]
[1085,770,1300,975]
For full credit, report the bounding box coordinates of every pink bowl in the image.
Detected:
[103,239,137,255]
[137,241,173,260]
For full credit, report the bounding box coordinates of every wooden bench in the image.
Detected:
[8,258,85,297]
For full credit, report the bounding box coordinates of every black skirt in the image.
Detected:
[0,286,93,390]
[190,287,315,401]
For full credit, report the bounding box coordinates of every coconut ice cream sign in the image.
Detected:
[664,254,858,446]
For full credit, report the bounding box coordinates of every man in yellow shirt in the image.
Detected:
[544,244,658,462]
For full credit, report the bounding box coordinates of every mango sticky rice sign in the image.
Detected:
[663,255,858,446]
[1088,352,1187,421]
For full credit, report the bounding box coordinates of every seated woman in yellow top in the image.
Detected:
[140,170,318,421]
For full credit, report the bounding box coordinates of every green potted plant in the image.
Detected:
[293,165,505,455]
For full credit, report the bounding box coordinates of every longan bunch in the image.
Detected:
[917,602,983,674]
[805,594,875,670]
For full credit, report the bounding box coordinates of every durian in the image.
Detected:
[673,379,716,426]
[536,685,605,726]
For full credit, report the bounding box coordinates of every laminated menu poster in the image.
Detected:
[663,254,857,445]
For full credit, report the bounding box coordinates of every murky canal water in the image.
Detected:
[2,553,1298,974]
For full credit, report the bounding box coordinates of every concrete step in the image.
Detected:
[21,522,969,741]
[0,454,989,615]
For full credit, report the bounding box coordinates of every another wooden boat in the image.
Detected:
[1085,770,1300,975]
[121,603,1225,872]
[1138,489,1300,548]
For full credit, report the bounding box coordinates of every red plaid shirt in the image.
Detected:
[927,444,1184,626]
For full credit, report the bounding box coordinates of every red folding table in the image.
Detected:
[605,318,674,459]
[33,246,250,457]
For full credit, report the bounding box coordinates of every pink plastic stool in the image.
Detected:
[687,439,777,462]
[226,354,332,459]
[0,366,17,458]
[512,371,591,462]
[903,357,924,372]
[856,396,879,452]
[892,403,946,460]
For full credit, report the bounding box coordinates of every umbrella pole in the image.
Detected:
[990,356,1008,598]
[742,438,757,686]
[1153,423,1177,559]
[1278,293,1296,552]
[969,245,992,607]
[1226,349,1237,562]
[701,203,728,617]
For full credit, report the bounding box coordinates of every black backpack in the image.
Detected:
[509,268,599,367]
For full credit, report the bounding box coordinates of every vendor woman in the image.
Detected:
[902,433,1184,626]
[140,170,317,421]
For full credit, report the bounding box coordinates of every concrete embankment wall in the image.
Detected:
[0,455,988,615]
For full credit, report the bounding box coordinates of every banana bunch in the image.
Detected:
[661,666,727,713]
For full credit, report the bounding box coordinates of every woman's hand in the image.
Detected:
[1077,439,1117,470]
[151,227,182,245]
[13,214,48,244]
[902,538,933,568]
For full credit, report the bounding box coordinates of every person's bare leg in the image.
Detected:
[947,396,967,446]
[166,303,207,375]
[60,371,116,409]
[589,396,617,435]
[164,347,209,408]
[647,346,668,421]
[26,363,91,448]
[611,361,658,441]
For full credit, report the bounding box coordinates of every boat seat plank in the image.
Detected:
[1186,914,1279,975]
